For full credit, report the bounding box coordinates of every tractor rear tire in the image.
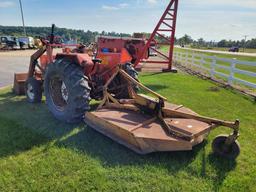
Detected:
[44,59,91,123]
[109,63,139,99]
[25,77,43,103]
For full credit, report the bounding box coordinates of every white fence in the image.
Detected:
[173,51,256,89]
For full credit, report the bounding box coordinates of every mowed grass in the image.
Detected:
[0,72,256,191]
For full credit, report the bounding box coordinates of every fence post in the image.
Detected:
[210,56,216,78]
[228,58,236,85]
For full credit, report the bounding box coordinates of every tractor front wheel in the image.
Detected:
[25,77,43,103]
[212,134,240,160]
[44,60,91,123]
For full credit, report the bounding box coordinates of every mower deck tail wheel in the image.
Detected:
[212,134,240,160]
[25,77,43,103]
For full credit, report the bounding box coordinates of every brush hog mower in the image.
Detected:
[84,68,240,159]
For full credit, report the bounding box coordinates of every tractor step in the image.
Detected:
[13,73,28,95]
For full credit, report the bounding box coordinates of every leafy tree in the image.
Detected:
[197,38,205,46]
[178,34,193,45]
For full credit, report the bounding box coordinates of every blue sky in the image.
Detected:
[0,0,255,41]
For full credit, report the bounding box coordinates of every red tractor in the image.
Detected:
[14,25,148,123]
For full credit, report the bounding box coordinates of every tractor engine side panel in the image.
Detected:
[97,37,148,63]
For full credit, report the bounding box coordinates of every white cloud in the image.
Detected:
[0,1,15,8]
[102,3,129,11]
[102,5,120,10]
[119,3,129,8]
[134,0,169,7]
[147,0,157,4]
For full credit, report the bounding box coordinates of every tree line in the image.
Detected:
[0,25,131,44]
[0,26,167,45]
[176,34,256,49]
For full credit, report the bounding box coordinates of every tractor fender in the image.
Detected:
[55,53,94,67]
[55,53,95,76]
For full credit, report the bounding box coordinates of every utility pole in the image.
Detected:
[243,35,248,52]
[19,0,27,36]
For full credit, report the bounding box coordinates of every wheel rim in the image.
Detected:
[61,82,69,102]
[27,83,35,100]
[49,76,68,111]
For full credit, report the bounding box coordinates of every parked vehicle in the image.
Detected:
[0,36,20,50]
[34,38,43,48]
[18,37,35,49]
[229,46,239,52]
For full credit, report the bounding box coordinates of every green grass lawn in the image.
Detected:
[0,72,256,191]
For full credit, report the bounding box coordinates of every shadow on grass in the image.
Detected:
[0,90,237,184]
[0,91,81,158]
[57,126,206,171]
[0,92,80,139]
[208,153,237,191]
[0,116,49,158]
[0,91,15,100]
[197,143,237,190]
